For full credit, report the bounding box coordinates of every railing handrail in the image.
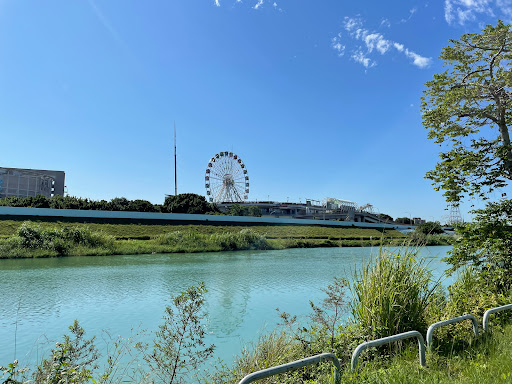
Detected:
[426,314,479,347]
[237,352,341,384]
[483,303,512,332]
[351,330,426,370]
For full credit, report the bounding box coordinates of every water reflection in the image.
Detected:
[0,246,453,367]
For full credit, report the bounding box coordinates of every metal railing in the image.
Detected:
[239,303,512,381]
[483,303,512,332]
[426,314,479,347]
[237,352,341,384]
[351,331,426,370]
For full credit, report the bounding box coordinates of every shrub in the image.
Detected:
[33,320,99,384]
[143,283,215,384]
[8,222,114,256]
[210,229,270,251]
[351,248,441,340]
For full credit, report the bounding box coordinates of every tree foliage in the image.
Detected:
[422,20,512,203]
[377,213,393,222]
[226,204,262,217]
[446,199,512,291]
[163,193,218,214]
[144,283,215,384]
[415,221,444,235]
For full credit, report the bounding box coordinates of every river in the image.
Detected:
[0,246,453,372]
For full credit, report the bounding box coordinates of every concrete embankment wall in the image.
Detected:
[0,206,413,231]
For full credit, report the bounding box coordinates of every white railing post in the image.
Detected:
[351,331,426,370]
[238,352,341,384]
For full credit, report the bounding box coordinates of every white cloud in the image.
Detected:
[343,16,363,32]
[380,18,391,28]
[332,34,345,56]
[401,7,417,23]
[404,49,432,68]
[335,16,431,69]
[363,33,391,54]
[215,0,220,6]
[352,49,376,68]
[445,0,454,23]
[444,0,495,25]
[393,42,404,52]
[497,0,512,18]
[254,0,263,9]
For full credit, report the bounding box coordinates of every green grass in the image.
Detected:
[335,325,512,383]
[0,219,406,239]
[0,219,409,258]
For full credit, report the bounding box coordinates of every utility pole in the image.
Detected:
[174,121,177,196]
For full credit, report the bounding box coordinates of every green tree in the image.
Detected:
[128,199,157,212]
[247,205,262,217]
[163,193,218,214]
[422,21,512,293]
[226,204,247,216]
[144,283,215,384]
[421,20,512,203]
[377,213,393,222]
[415,221,444,235]
[445,200,512,291]
[108,197,130,211]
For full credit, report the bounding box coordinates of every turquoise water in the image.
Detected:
[0,246,453,370]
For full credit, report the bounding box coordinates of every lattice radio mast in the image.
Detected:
[448,204,463,225]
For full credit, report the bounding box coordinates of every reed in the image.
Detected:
[350,247,441,339]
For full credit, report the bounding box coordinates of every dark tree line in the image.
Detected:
[0,193,219,215]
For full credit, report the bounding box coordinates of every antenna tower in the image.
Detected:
[448,204,463,225]
[174,121,177,196]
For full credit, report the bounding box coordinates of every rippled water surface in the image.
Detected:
[0,246,453,368]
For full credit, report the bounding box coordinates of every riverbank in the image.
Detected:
[0,219,439,258]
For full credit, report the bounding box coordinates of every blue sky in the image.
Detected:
[0,0,510,222]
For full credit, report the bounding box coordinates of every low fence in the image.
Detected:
[238,353,340,384]
[351,331,426,370]
[426,314,479,348]
[239,303,512,383]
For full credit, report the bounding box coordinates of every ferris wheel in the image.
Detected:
[205,151,249,203]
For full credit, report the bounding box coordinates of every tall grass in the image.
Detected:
[0,222,114,258]
[351,248,442,339]
[156,228,270,252]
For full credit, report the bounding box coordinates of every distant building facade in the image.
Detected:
[413,217,426,225]
[216,200,390,224]
[0,167,65,199]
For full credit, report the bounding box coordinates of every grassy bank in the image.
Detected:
[0,219,406,239]
[0,220,418,258]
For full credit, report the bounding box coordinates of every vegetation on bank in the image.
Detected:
[0,220,453,258]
